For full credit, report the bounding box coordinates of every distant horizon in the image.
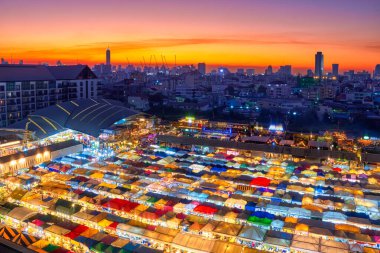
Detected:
[1,0,379,74]
[0,57,376,75]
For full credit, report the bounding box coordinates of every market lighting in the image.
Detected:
[19,158,25,164]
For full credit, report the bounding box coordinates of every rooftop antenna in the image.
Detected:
[153,55,158,67]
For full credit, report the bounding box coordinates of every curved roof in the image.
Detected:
[9,99,140,138]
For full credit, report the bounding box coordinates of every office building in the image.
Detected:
[246,68,255,76]
[236,68,244,75]
[197,63,206,75]
[374,64,380,79]
[265,65,273,75]
[278,65,292,76]
[0,64,99,126]
[315,51,324,78]
[106,47,111,66]
[307,69,313,77]
[332,64,339,77]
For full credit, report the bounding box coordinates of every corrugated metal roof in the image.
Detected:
[8,99,140,138]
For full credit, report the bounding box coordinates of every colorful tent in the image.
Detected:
[0,226,19,241]
[12,233,37,247]
[250,177,271,187]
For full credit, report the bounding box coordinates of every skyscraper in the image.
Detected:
[315,51,324,78]
[332,64,339,77]
[278,65,291,76]
[106,47,111,66]
[246,68,255,76]
[265,65,273,75]
[374,64,380,78]
[197,62,206,75]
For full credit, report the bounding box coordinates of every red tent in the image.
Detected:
[106,222,119,230]
[64,231,79,240]
[154,209,167,217]
[193,205,218,215]
[31,219,45,227]
[176,213,186,219]
[73,189,84,195]
[72,225,88,234]
[333,167,342,172]
[146,225,156,231]
[103,198,138,211]
[250,177,271,187]
[102,201,121,210]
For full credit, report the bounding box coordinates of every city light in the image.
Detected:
[0,1,379,253]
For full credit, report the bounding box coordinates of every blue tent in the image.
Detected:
[74,236,98,248]
[211,167,227,173]
[123,242,141,251]
[245,202,256,212]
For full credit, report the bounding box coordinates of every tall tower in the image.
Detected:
[332,64,339,77]
[197,63,206,75]
[106,47,111,66]
[315,51,324,78]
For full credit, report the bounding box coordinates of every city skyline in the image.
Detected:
[1,0,380,72]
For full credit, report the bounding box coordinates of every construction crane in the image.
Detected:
[153,55,158,68]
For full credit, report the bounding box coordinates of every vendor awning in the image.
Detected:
[238,226,266,241]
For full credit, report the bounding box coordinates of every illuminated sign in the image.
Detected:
[227,150,239,156]
[269,124,284,132]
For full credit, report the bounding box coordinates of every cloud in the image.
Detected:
[77,37,316,51]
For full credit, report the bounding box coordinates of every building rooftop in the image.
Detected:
[0,64,96,82]
[9,99,140,138]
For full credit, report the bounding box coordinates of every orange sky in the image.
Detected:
[1,0,379,72]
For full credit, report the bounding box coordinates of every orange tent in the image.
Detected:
[335,224,360,233]
[295,223,309,232]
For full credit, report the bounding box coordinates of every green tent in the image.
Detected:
[247,216,272,227]
[105,245,121,253]
[91,242,108,253]
[147,196,158,203]
[240,163,248,169]
[43,244,60,252]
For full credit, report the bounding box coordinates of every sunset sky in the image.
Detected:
[1,0,379,72]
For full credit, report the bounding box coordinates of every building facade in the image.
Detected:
[0,64,99,126]
[315,51,324,78]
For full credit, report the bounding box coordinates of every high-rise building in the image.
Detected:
[236,68,244,75]
[307,69,313,77]
[278,65,292,76]
[106,47,111,66]
[374,64,380,78]
[197,63,206,75]
[315,51,324,78]
[246,69,255,76]
[265,65,273,75]
[332,64,339,77]
[0,64,99,126]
